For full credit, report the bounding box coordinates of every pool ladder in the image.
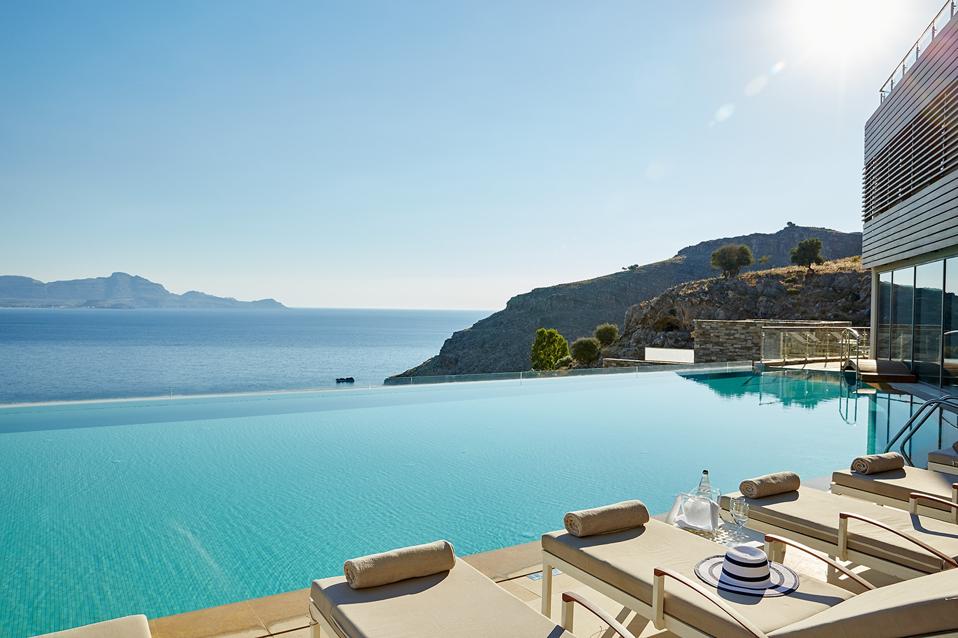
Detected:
[883,396,958,465]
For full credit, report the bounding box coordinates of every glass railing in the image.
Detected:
[383,360,752,386]
[760,325,871,367]
[0,360,756,406]
[880,0,956,102]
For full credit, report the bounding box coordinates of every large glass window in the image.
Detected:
[914,261,943,383]
[877,271,892,359]
[944,258,958,385]
[891,267,914,363]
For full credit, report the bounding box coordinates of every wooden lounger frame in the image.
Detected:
[927,459,958,474]
[542,534,875,638]
[310,602,347,638]
[742,513,955,581]
[830,480,958,524]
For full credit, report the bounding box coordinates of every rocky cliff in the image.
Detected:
[388,224,863,379]
[604,257,869,358]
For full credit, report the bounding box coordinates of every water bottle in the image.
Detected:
[694,469,720,531]
[695,469,712,498]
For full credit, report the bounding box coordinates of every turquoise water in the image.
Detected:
[0,308,486,404]
[0,370,924,636]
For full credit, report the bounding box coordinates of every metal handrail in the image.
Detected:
[879,0,956,103]
[884,396,958,464]
[839,327,863,384]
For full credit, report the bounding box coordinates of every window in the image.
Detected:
[914,261,943,383]
[945,258,958,385]
[877,271,892,359]
[891,267,914,363]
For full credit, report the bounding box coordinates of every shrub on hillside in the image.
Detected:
[556,355,574,369]
[570,337,602,365]
[710,244,754,278]
[593,323,619,346]
[530,328,570,371]
[790,238,825,272]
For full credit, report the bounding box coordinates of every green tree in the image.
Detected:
[556,355,574,369]
[790,238,825,272]
[710,244,754,278]
[530,328,570,371]
[593,323,619,346]
[570,337,602,366]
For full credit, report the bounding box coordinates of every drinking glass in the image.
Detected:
[729,498,749,538]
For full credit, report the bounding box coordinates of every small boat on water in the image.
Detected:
[335,377,355,384]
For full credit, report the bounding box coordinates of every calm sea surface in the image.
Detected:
[0,308,486,404]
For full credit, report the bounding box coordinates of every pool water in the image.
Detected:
[0,369,935,636]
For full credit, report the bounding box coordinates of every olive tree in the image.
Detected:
[790,238,825,273]
[710,244,754,279]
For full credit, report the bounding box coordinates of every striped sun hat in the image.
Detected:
[694,545,799,598]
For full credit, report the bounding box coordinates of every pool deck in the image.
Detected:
[147,541,546,638]
[145,507,885,638]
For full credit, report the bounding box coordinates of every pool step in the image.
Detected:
[843,359,917,383]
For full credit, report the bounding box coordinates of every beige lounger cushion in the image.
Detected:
[768,568,958,637]
[929,446,958,469]
[832,465,958,511]
[32,615,151,638]
[721,487,958,573]
[542,519,852,637]
[310,559,574,638]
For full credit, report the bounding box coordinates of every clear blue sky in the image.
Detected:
[0,0,944,308]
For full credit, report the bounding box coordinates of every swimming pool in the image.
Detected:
[0,369,937,636]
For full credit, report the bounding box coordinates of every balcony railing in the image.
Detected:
[759,325,871,369]
[880,0,956,103]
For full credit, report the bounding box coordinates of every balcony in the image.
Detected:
[880,1,956,103]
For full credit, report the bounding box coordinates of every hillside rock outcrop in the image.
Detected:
[604,257,870,359]
[388,225,862,379]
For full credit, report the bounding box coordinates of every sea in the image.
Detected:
[0,308,488,404]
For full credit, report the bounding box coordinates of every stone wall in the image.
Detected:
[692,319,851,363]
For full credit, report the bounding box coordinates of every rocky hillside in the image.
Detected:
[388,224,862,379]
[605,257,869,358]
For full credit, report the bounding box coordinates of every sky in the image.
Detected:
[0,0,946,309]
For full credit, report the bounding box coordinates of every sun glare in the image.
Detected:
[787,0,907,66]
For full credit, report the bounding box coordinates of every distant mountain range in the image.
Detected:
[0,272,286,309]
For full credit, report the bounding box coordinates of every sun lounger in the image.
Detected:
[32,615,151,638]
[720,485,958,579]
[831,464,958,522]
[309,543,635,638]
[542,517,862,637]
[542,506,958,637]
[929,445,958,473]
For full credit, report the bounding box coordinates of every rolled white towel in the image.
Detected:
[344,540,455,589]
[851,453,904,475]
[564,500,649,537]
[739,472,800,499]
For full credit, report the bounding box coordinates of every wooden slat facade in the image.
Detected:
[863,11,958,269]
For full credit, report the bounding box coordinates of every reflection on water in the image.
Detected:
[684,370,958,468]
